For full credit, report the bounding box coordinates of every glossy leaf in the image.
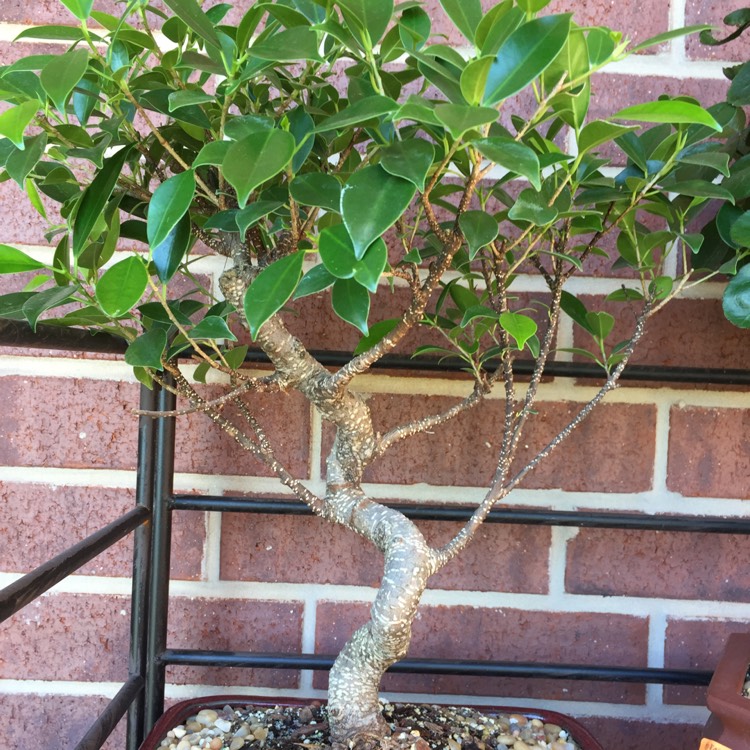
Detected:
[380,139,434,192]
[612,101,722,131]
[585,311,615,340]
[0,245,46,274]
[290,173,341,212]
[631,25,712,53]
[162,0,221,48]
[152,213,192,283]
[59,0,94,20]
[314,95,399,133]
[459,210,499,259]
[353,238,388,292]
[460,57,494,105]
[223,130,295,208]
[40,48,89,113]
[577,121,638,156]
[353,318,399,354]
[337,0,393,46]
[74,145,134,258]
[438,0,482,43]
[293,264,336,299]
[249,27,323,62]
[476,3,524,57]
[434,103,497,139]
[499,311,537,350]
[341,166,416,259]
[6,132,46,187]
[508,189,558,225]
[125,328,168,369]
[236,200,284,236]
[332,277,370,334]
[14,25,95,42]
[194,141,231,167]
[319,224,358,279]
[473,137,541,190]
[723,265,750,328]
[483,15,572,105]
[190,315,238,340]
[96,257,149,317]
[243,251,305,339]
[22,286,76,330]
[0,291,35,320]
[168,90,214,111]
[0,101,40,150]
[147,170,195,250]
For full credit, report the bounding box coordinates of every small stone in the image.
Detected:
[447,738,461,750]
[233,724,251,739]
[253,727,269,742]
[186,721,203,733]
[496,734,516,746]
[175,741,191,750]
[230,739,245,750]
[509,715,528,727]
[512,742,531,750]
[209,738,223,750]
[299,707,314,723]
[197,710,219,727]
[215,718,233,733]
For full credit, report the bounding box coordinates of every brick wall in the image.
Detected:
[1,2,749,749]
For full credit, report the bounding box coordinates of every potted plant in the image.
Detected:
[0,0,746,748]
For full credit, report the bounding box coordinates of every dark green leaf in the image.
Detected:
[577,121,638,156]
[631,25,712,53]
[6,132,46,187]
[723,264,750,328]
[14,25,95,42]
[434,103,497,139]
[483,15,572,105]
[341,165,416,259]
[508,189,558,225]
[74,145,134,258]
[152,213,191,283]
[190,315,238,340]
[0,291,35,320]
[95,256,149,317]
[437,0,483,43]
[194,141,231,167]
[319,224,358,279]
[560,290,591,331]
[236,200,284,236]
[40,48,89,113]
[728,61,750,106]
[585,310,614,340]
[243,250,305,339]
[147,170,196,250]
[223,129,295,207]
[168,90,214,111]
[22,285,76,331]
[660,179,735,203]
[353,318,399,354]
[249,27,323,62]
[337,0,393,46]
[473,137,541,189]
[379,139,434,191]
[0,101,40,150]
[293,264,336,299]
[0,244,46,274]
[314,95,399,132]
[459,210,498,259]
[125,328,168,369]
[729,210,750,247]
[353,238,388,292]
[331,277,370,334]
[290,173,341,212]
[162,0,221,48]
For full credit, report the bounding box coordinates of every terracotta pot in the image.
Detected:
[139,694,604,750]
[702,633,750,750]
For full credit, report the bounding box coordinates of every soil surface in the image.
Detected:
[155,702,582,750]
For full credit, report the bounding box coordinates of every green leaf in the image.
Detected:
[224,344,248,370]
[341,165,416,259]
[483,15,572,105]
[577,121,638,156]
[473,137,541,190]
[508,189,558,225]
[74,145,134,258]
[14,25,95,42]
[6,132,46,187]
[332,277,370,334]
[162,0,221,48]
[631,25,712,53]
[96,257,149,318]
[0,291,35,320]
[243,250,305,339]
[499,311,537,350]
[319,224,358,279]
[660,179,735,203]
[22,285,76,331]
[586,27,616,65]
[460,304,499,327]
[611,101,722,131]
[380,139,434,192]
[152,213,192,283]
[223,129,295,208]
[293,263,336,299]
[723,264,750,328]
[0,244,46,274]
[40,48,89,113]
[168,90,214,111]
[194,141,231,167]
[560,290,591,331]
[59,0,94,20]
[290,173,341,212]
[0,101,40,150]
[190,315,238,341]
[460,56,494,105]
[459,210,499,259]
[438,0,483,43]
[730,211,750,248]
[249,27,323,62]
[434,103,498,139]
[236,200,284,236]
[337,0,393,46]
[314,95,399,132]
[476,2,524,57]
[125,328,168,369]
[728,62,750,106]
[353,318,399,354]
[147,170,195,251]
[518,0,553,10]
[354,238,388,292]
[585,310,615,340]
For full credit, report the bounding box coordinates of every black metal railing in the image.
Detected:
[0,319,747,750]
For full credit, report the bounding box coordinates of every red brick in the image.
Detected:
[582,716,704,750]
[0,483,203,580]
[314,601,648,703]
[566,527,750,601]
[0,377,140,469]
[664,618,747,705]
[667,406,750,498]
[3,693,125,750]
[0,592,303,686]
[346,394,655,492]
[220,507,549,594]
[686,0,750,61]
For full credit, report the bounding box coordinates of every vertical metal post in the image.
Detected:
[144,378,177,734]
[126,384,159,750]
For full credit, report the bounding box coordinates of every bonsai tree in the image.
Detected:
[0,0,745,746]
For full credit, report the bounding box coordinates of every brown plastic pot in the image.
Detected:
[139,694,604,750]
[701,633,750,750]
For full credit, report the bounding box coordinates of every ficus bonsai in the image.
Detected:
[0,0,746,746]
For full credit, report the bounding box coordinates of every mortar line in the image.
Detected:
[652,400,673,494]
[646,609,669,710]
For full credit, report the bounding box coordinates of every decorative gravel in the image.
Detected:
[156,702,582,750]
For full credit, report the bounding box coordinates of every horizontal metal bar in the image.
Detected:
[74,675,144,750]
[0,506,150,623]
[161,650,712,686]
[1,321,747,385]
[170,496,750,534]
